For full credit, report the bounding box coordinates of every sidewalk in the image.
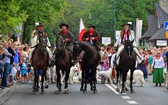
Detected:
[0,82,20,104]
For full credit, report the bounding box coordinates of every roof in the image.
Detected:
[141,15,158,39]
[148,28,166,41]
[155,3,168,28]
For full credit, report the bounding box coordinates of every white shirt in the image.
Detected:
[110,53,116,68]
[114,30,136,47]
[152,57,164,68]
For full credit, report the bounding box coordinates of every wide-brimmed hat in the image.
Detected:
[87,24,95,28]
[37,22,44,27]
[122,22,132,26]
[60,23,69,28]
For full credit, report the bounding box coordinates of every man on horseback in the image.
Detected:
[56,23,75,63]
[114,22,143,65]
[82,24,101,51]
[29,22,52,61]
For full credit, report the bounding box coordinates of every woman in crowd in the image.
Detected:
[147,50,153,75]
[137,49,148,79]
[152,51,164,86]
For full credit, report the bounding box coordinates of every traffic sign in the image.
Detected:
[164,22,168,31]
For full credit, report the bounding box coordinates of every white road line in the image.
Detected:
[121,96,131,99]
[127,101,138,104]
[105,84,120,94]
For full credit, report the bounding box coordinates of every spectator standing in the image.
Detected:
[152,51,164,86]
[2,42,12,87]
[147,50,153,75]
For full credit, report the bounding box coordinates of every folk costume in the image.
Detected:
[56,24,74,53]
[114,22,142,65]
[29,23,52,60]
[82,24,101,51]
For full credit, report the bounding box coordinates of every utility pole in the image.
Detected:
[113,0,116,43]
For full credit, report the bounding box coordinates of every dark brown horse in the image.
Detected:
[31,33,49,94]
[73,41,101,93]
[54,35,72,94]
[115,40,136,93]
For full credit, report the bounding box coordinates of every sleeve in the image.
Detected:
[130,30,136,46]
[94,31,101,41]
[82,33,87,41]
[67,31,74,42]
[152,58,155,66]
[110,54,115,68]
[4,49,10,56]
[114,36,121,47]
[10,48,15,56]
[161,57,165,67]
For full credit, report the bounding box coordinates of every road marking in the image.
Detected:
[121,96,131,99]
[127,101,138,104]
[105,84,119,94]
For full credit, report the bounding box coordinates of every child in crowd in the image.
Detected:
[20,58,28,83]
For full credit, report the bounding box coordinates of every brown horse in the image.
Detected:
[31,32,49,95]
[54,35,72,94]
[73,41,101,93]
[115,40,136,93]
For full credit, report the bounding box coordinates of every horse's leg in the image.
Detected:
[80,69,84,91]
[64,68,70,94]
[121,71,127,93]
[55,68,61,94]
[90,69,93,91]
[93,67,97,94]
[41,70,46,94]
[130,69,135,93]
[83,68,88,93]
[32,70,38,95]
[116,68,120,91]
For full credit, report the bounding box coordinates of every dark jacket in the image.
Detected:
[57,30,74,46]
[7,47,15,64]
[82,31,101,51]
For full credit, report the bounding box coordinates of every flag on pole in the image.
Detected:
[78,18,86,41]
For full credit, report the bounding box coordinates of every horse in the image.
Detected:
[31,33,49,94]
[73,41,101,93]
[115,40,136,93]
[54,35,72,94]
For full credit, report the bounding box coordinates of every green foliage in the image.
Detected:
[0,0,160,44]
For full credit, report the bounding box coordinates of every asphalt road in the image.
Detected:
[2,75,168,105]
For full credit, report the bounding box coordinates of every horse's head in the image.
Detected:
[38,31,47,51]
[124,40,134,58]
[56,35,66,52]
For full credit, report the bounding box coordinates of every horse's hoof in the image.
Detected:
[41,91,45,95]
[35,89,39,92]
[45,85,49,89]
[64,89,69,94]
[83,89,87,93]
[125,87,129,91]
[54,91,59,94]
[80,87,83,91]
[116,88,120,92]
[93,89,98,94]
[32,91,36,95]
[90,87,93,91]
[120,89,125,94]
[130,89,135,93]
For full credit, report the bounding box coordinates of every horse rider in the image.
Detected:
[29,22,52,61]
[114,22,143,66]
[56,23,75,63]
[82,24,101,51]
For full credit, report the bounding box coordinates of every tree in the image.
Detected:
[0,0,27,36]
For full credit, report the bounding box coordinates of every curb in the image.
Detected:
[0,83,20,104]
